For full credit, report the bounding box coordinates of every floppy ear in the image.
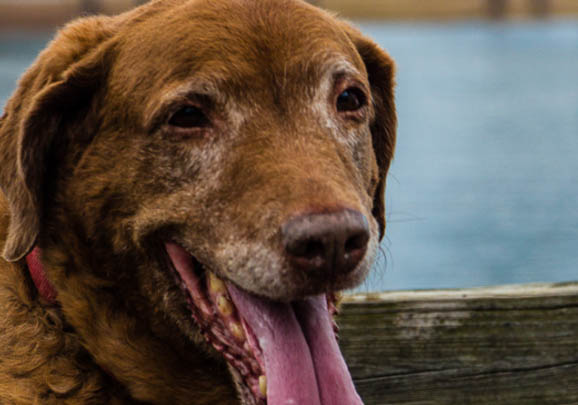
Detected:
[0,16,115,262]
[343,24,397,240]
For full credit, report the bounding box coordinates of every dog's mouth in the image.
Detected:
[165,242,363,405]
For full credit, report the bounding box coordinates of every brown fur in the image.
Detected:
[0,0,396,403]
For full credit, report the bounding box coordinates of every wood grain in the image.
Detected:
[339,283,578,405]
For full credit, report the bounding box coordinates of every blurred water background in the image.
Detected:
[359,20,578,291]
[1,15,577,292]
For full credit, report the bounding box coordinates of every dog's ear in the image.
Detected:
[343,23,397,240]
[0,16,115,262]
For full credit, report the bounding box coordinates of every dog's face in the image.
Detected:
[0,0,395,404]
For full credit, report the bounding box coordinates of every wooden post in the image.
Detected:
[529,0,550,17]
[488,0,508,18]
[338,282,578,404]
[80,0,101,14]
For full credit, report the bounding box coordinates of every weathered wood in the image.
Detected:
[339,283,578,405]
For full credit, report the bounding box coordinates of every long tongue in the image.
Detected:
[228,286,363,405]
[294,297,363,405]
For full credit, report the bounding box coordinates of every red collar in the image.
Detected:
[25,247,58,305]
[25,250,114,376]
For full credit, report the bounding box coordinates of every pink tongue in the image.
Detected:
[294,297,363,405]
[228,286,363,405]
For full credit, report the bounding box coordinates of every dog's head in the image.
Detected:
[0,0,395,403]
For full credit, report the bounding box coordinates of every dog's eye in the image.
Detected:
[336,88,367,112]
[169,106,209,128]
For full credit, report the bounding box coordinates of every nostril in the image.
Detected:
[345,231,369,254]
[288,238,325,260]
[286,236,329,272]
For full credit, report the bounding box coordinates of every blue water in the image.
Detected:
[1,21,577,291]
[359,21,578,291]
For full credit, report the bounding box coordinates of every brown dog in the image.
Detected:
[0,0,396,403]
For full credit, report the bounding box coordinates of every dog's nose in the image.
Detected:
[282,209,370,275]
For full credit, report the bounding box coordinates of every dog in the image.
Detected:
[0,0,396,403]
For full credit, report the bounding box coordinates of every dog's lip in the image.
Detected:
[164,241,266,402]
[165,241,363,405]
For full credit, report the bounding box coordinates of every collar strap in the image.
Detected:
[25,247,58,305]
